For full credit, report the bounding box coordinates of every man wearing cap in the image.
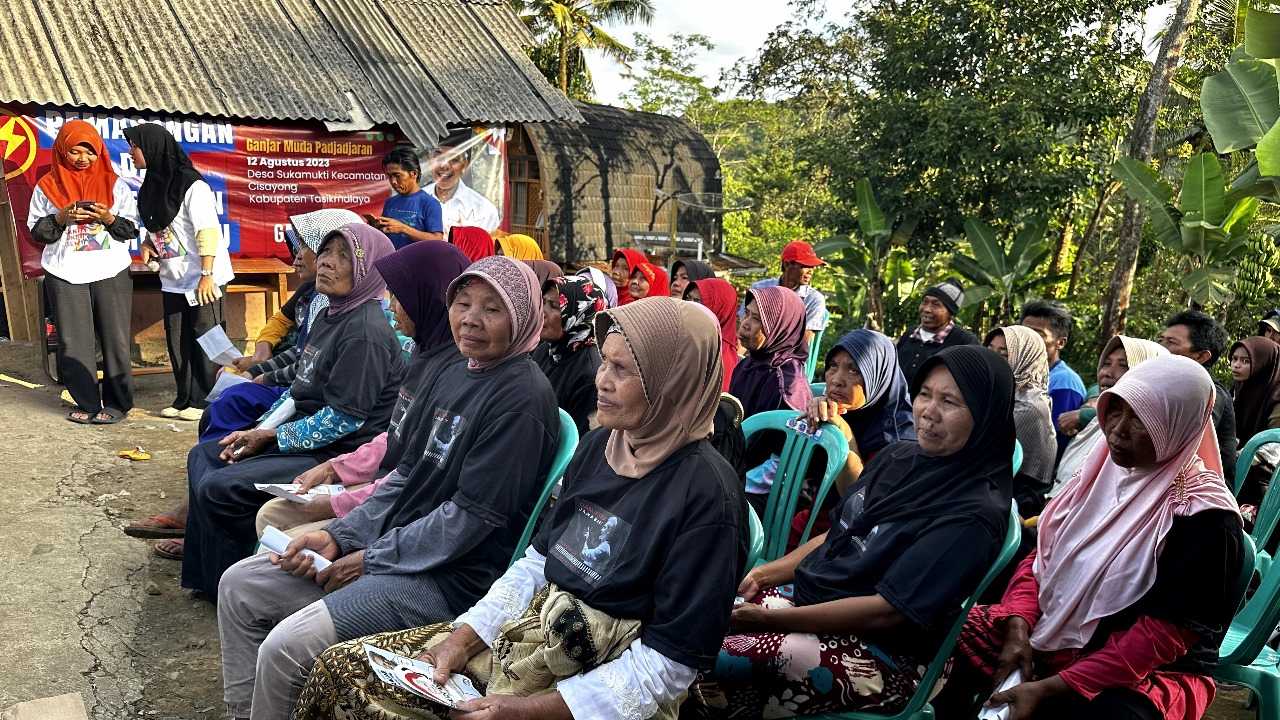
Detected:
[748,240,830,347]
[895,279,979,384]
[1260,310,1280,344]
[425,131,500,236]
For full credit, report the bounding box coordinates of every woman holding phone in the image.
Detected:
[124,123,234,422]
[28,120,139,424]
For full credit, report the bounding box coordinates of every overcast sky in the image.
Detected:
[587,0,1174,108]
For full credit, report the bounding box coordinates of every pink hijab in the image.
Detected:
[1031,354,1240,651]
[445,256,543,371]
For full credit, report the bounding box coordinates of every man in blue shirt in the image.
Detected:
[372,147,443,249]
[1020,299,1086,453]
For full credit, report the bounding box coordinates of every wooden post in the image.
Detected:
[0,174,41,342]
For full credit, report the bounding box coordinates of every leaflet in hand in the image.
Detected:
[254,483,346,504]
[976,668,1023,720]
[197,325,242,367]
[259,525,331,572]
[363,644,482,708]
[208,370,251,402]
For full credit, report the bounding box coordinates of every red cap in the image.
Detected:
[781,240,824,267]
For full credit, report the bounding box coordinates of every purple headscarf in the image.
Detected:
[320,224,396,316]
[729,285,812,416]
[445,256,544,371]
[375,241,470,349]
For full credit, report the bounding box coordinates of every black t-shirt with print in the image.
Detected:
[375,354,560,607]
[532,343,600,436]
[288,300,405,458]
[793,478,1000,659]
[380,342,463,474]
[534,429,749,670]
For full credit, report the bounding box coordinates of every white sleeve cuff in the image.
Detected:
[452,546,547,646]
[556,640,696,720]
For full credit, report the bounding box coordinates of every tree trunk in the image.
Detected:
[867,273,885,332]
[1102,0,1201,338]
[1046,200,1077,298]
[1068,181,1117,297]
[558,30,570,93]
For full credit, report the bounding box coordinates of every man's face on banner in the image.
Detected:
[430,148,468,192]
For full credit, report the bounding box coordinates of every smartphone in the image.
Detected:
[74,201,96,210]
[362,213,380,225]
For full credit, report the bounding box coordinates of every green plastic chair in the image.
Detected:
[746,504,765,570]
[810,382,827,397]
[806,328,826,380]
[1231,429,1280,576]
[1210,535,1280,715]
[742,410,850,564]
[804,503,1025,720]
[509,409,580,566]
[1233,428,1280,497]
[1012,439,1024,476]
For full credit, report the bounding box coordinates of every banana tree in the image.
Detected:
[1201,6,1280,188]
[1112,153,1258,304]
[814,178,917,331]
[950,217,1069,326]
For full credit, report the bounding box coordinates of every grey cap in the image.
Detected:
[924,279,965,316]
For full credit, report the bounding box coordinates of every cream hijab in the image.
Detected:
[593,297,723,478]
[1032,355,1240,651]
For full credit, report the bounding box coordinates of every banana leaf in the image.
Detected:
[1245,7,1280,59]
[1113,159,1183,248]
[1182,266,1238,305]
[813,238,851,258]
[1226,159,1280,205]
[959,285,996,308]
[1201,56,1280,153]
[1222,196,1261,238]
[855,178,889,239]
[1181,220,1227,257]
[963,218,1007,278]
[951,254,995,287]
[1260,118,1280,177]
[1010,216,1049,269]
[1181,153,1227,225]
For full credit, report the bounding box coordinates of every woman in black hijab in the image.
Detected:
[688,345,1014,718]
[670,258,715,297]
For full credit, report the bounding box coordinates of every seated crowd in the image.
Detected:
[120,186,1273,720]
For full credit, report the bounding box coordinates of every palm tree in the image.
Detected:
[513,0,655,99]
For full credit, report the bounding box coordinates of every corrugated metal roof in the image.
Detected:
[0,0,578,145]
[0,0,73,107]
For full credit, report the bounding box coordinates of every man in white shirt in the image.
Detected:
[424,140,500,236]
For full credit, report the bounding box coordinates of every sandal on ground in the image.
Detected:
[153,539,184,561]
[124,514,186,539]
[66,409,94,424]
[177,407,204,422]
[91,408,126,425]
[159,406,181,418]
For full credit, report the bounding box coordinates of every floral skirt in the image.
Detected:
[684,587,936,719]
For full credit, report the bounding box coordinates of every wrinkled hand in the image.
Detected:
[231,356,257,373]
[86,202,114,225]
[420,625,482,685]
[218,428,276,462]
[273,530,340,580]
[197,276,217,306]
[1057,410,1082,436]
[993,617,1035,689]
[450,695,548,719]
[804,396,853,442]
[295,461,339,493]
[139,240,157,264]
[315,549,363,592]
[737,567,768,603]
[986,677,1067,720]
[729,602,772,633]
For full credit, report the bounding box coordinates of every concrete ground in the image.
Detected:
[0,340,1260,719]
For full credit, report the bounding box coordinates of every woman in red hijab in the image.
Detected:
[28,119,139,424]
[448,226,496,263]
[611,247,646,304]
[685,277,739,390]
[627,262,670,302]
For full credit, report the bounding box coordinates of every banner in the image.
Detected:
[0,107,508,279]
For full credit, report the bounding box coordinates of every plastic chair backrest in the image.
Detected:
[810,382,827,397]
[1252,470,1280,559]
[806,328,826,380]
[1012,440,1024,477]
[746,504,765,570]
[1220,533,1275,667]
[1233,428,1280,496]
[804,503,1024,720]
[742,410,850,564]
[1232,533,1258,616]
[510,409,580,566]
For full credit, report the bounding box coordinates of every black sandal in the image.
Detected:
[67,409,94,424]
[91,408,125,425]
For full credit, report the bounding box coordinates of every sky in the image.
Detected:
[587,0,1175,109]
[587,0,855,107]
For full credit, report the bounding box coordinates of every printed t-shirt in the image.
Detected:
[793,459,1000,658]
[425,180,500,235]
[140,180,234,293]
[288,300,405,457]
[379,342,463,474]
[381,190,444,249]
[534,429,749,670]
[532,343,600,436]
[27,178,137,284]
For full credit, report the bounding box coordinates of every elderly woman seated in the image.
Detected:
[686,346,1015,718]
[533,274,608,435]
[985,325,1057,514]
[936,355,1243,720]
[215,256,561,720]
[292,297,749,720]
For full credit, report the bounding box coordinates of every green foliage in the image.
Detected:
[950,216,1068,323]
[620,34,717,116]
[513,0,655,100]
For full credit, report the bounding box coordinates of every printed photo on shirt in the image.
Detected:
[834,485,882,553]
[422,408,465,466]
[551,500,633,586]
[149,227,184,259]
[295,345,321,385]
[388,387,416,441]
[68,222,106,251]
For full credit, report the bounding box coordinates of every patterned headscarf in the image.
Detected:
[289,209,363,254]
[730,286,812,415]
[988,325,1051,408]
[988,325,1054,487]
[578,267,618,308]
[446,256,543,371]
[594,297,723,478]
[319,224,395,317]
[546,275,607,364]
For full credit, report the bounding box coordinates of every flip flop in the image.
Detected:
[117,446,152,461]
[124,514,186,539]
[153,539,184,561]
[92,408,126,425]
[66,409,94,424]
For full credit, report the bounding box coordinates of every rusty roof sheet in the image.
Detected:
[0,0,577,145]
